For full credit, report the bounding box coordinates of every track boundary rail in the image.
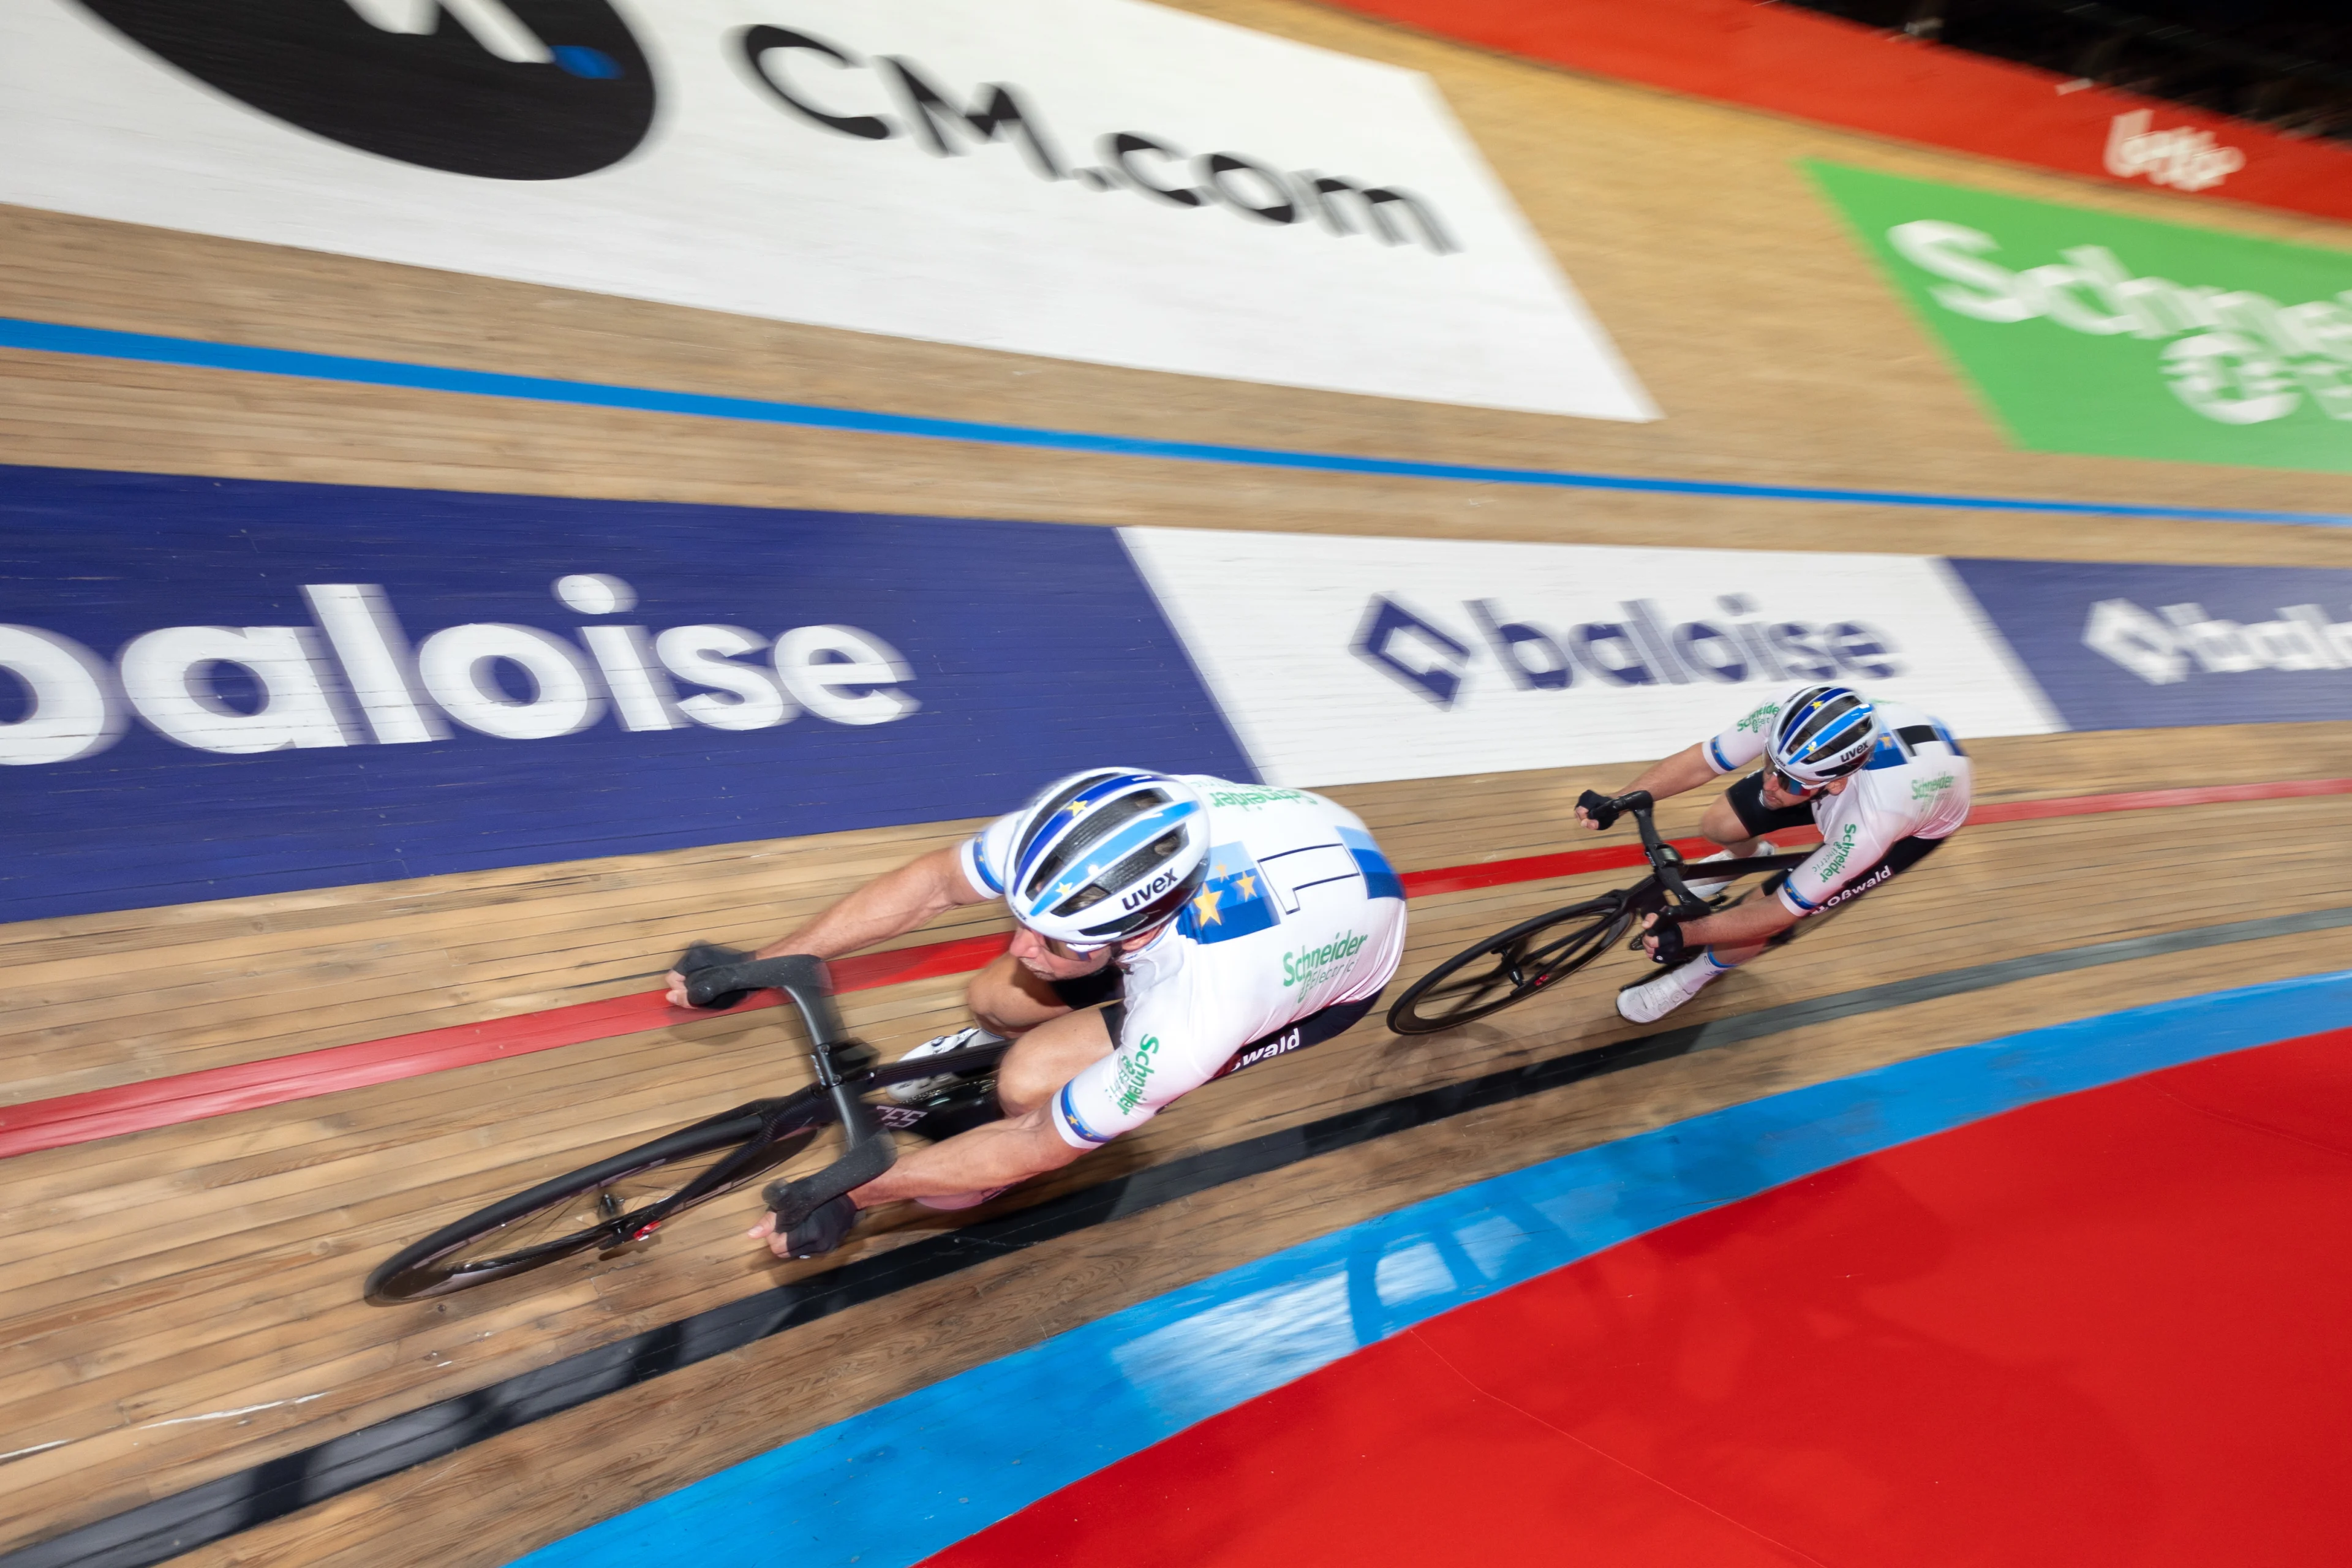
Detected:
[6,777,2349,1158]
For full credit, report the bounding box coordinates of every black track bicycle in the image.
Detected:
[366,943,1363,1302]
[1385,790,1811,1036]
[364,948,1008,1303]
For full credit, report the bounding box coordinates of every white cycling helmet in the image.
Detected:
[1767,684,1880,789]
[1002,768,1209,946]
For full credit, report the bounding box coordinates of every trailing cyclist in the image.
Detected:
[1575,683,1972,1024]
[666,769,1407,1259]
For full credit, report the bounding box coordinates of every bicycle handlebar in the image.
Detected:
[670,944,898,1232]
[1596,790,1706,915]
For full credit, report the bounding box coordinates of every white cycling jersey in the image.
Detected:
[1703,686,1973,918]
[959,778,1406,1149]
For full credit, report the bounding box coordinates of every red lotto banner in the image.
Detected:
[1324,0,2352,227]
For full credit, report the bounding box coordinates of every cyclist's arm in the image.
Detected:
[665,847,987,1007]
[753,846,986,961]
[1664,895,1798,949]
[1575,743,1717,829]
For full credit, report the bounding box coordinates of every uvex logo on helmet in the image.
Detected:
[1120,869,1182,911]
[72,0,655,179]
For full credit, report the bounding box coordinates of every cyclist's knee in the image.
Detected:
[965,954,1059,1035]
[995,1008,1117,1115]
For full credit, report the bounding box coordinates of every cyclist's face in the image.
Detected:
[1007,923,1117,980]
[1760,770,1850,809]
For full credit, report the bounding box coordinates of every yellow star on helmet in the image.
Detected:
[1055,880,1077,896]
[1191,888,1223,925]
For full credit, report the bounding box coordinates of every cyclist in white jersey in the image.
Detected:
[665,769,1406,1258]
[1576,683,1971,1025]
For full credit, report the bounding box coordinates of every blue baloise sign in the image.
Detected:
[0,466,1250,921]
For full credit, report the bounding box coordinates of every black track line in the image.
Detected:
[12,904,2350,1568]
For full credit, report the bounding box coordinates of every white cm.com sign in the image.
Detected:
[1,0,1653,420]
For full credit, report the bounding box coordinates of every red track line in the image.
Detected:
[6,777,2346,1159]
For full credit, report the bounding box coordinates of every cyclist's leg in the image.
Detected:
[1698,834,1945,971]
[965,951,1120,1035]
[994,1003,1118,1115]
[847,1005,1115,1213]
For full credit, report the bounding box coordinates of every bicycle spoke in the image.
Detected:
[1390,899,1629,1033]
[434,1144,744,1273]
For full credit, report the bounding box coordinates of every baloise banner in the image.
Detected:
[0,465,1250,923]
[1948,557,2352,731]
[1808,159,2352,475]
[0,0,1651,422]
[1121,527,2064,788]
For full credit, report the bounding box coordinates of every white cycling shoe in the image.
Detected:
[884,1025,1008,1105]
[1683,840,1776,902]
[1616,953,1726,1024]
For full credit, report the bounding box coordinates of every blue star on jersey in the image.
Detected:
[1178,842,1280,943]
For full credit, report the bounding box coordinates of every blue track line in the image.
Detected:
[513,969,2352,1568]
[6,315,2348,527]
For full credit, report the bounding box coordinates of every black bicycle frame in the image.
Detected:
[1607,789,1814,921]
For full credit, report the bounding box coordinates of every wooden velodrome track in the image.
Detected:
[4,0,2351,1563]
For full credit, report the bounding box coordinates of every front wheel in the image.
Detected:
[365,1110,820,1303]
[1387,895,1630,1035]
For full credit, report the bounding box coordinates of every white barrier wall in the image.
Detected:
[1122,528,2065,786]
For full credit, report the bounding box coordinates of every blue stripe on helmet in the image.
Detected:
[1793,707,1869,761]
[1012,771,1158,891]
[1020,798,1200,922]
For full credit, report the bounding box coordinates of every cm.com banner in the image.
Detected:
[1809,159,2352,475]
[0,0,1650,421]
[0,466,1249,922]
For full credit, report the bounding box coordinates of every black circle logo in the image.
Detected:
[72,0,655,181]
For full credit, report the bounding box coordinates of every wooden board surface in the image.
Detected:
[4,725,2351,1564]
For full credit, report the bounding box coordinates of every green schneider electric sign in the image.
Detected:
[1807,159,2352,474]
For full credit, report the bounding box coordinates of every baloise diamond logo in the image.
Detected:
[70,0,655,180]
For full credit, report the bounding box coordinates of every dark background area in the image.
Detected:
[1785,0,2352,145]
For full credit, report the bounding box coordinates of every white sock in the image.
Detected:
[1686,841,1776,899]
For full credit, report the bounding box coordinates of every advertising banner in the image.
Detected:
[8,462,2340,924]
[1321,0,2352,230]
[1946,558,2352,731]
[1809,160,2352,476]
[1121,527,2062,788]
[0,466,1249,922]
[0,0,1652,422]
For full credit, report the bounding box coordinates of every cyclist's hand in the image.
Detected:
[745,1210,793,1259]
[1637,912,1691,964]
[669,941,756,1009]
[1575,790,1621,832]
